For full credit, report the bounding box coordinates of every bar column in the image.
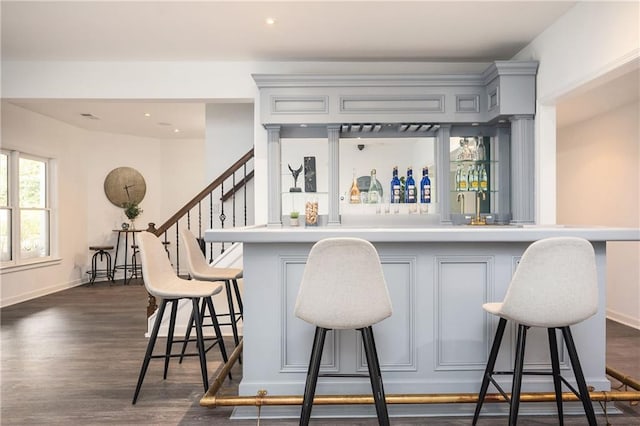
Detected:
[266,124,282,227]
[327,124,341,226]
[510,115,535,224]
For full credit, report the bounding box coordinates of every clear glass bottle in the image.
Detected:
[349,169,360,204]
[390,166,401,204]
[458,165,468,191]
[368,169,382,204]
[420,167,431,204]
[479,164,488,191]
[470,165,479,191]
[405,167,416,204]
[477,137,486,161]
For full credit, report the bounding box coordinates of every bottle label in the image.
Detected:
[423,185,431,202]
[369,190,379,203]
[392,185,401,203]
[460,181,467,190]
[480,181,487,190]
[407,185,416,203]
[471,181,479,189]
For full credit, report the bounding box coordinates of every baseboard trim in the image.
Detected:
[1,279,85,308]
[606,310,640,330]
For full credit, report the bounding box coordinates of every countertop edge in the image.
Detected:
[204,225,640,243]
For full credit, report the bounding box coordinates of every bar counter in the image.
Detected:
[204,224,639,419]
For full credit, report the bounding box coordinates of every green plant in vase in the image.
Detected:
[289,211,300,226]
[122,202,143,229]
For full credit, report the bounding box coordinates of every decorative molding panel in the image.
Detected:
[435,256,494,370]
[271,96,329,114]
[340,95,445,114]
[488,86,500,111]
[455,95,480,113]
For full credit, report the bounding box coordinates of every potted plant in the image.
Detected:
[289,211,300,226]
[123,202,143,229]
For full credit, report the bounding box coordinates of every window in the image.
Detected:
[1,150,53,266]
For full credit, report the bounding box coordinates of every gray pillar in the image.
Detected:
[266,125,282,227]
[327,125,341,226]
[436,125,451,224]
[510,115,535,224]
[495,125,511,222]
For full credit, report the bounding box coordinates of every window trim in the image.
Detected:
[0,149,56,270]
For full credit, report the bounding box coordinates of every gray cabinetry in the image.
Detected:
[253,61,538,226]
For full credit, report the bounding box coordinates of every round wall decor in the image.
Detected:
[103,167,147,207]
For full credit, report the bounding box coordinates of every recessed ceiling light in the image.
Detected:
[300,124,307,127]
[173,128,180,133]
[144,113,151,117]
[265,17,276,25]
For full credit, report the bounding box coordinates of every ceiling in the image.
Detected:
[3,1,637,139]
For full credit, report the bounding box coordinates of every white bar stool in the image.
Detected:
[473,237,598,425]
[131,232,227,404]
[294,237,393,426]
[179,228,244,355]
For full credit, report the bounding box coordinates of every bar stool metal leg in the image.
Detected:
[561,327,597,426]
[300,327,328,426]
[361,326,390,426]
[163,299,178,380]
[192,297,209,392]
[509,324,528,426]
[548,327,564,425]
[132,298,168,404]
[224,280,240,347]
[473,317,507,425]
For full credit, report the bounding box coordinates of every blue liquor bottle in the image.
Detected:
[390,166,401,203]
[420,167,431,204]
[405,167,416,204]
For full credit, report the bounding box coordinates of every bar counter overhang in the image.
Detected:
[204,224,640,419]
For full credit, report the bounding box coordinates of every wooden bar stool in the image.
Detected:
[87,245,114,284]
[295,237,393,426]
[473,237,598,426]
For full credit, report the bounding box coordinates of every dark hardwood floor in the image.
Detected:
[2,280,639,425]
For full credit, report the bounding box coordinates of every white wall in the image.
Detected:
[1,103,206,306]
[513,2,640,328]
[513,1,640,223]
[557,101,640,328]
[1,103,89,305]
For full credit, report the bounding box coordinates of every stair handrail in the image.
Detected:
[153,148,254,237]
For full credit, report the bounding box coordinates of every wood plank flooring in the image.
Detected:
[1,280,639,425]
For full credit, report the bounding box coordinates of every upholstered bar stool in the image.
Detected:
[295,237,393,426]
[87,245,114,284]
[473,237,598,426]
[179,229,244,352]
[132,232,228,404]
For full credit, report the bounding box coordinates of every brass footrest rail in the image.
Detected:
[201,342,640,408]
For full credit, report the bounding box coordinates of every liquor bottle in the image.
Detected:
[405,167,416,203]
[349,170,360,204]
[470,165,479,191]
[420,167,431,204]
[477,137,486,161]
[458,164,468,191]
[479,164,488,191]
[368,169,382,204]
[390,166,401,204]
